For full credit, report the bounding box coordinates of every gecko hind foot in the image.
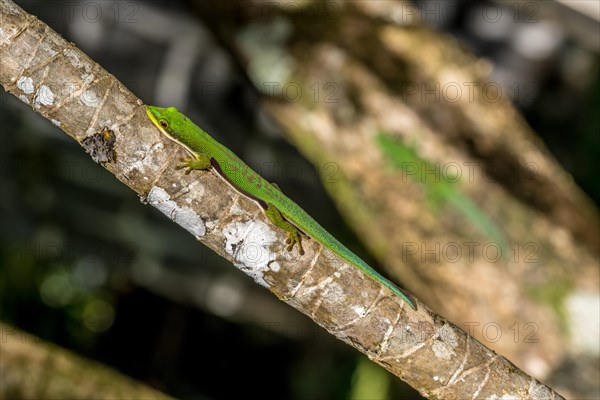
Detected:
[264,203,305,256]
[285,231,305,255]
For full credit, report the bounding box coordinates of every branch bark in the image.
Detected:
[0,1,566,398]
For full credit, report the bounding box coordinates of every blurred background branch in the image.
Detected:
[0,323,171,399]
[191,0,599,396]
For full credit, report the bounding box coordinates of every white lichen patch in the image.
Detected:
[51,119,61,127]
[223,220,278,287]
[147,186,205,239]
[352,305,366,316]
[34,85,55,108]
[432,324,459,360]
[17,76,34,94]
[269,261,281,272]
[18,95,30,104]
[81,89,101,107]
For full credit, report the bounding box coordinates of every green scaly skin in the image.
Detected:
[146,106,415,310]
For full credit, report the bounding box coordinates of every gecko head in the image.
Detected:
[146,105,182,141]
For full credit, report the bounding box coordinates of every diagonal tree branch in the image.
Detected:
[0,1,564,398]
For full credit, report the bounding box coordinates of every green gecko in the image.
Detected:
[146,105,415,310]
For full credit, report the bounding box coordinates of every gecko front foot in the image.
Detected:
[175,156,211,174]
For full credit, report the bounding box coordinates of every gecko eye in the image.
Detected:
[159,119,168,129]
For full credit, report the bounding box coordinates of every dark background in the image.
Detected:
[1,1,598,399]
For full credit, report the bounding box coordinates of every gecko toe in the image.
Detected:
[297,237,304,255]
